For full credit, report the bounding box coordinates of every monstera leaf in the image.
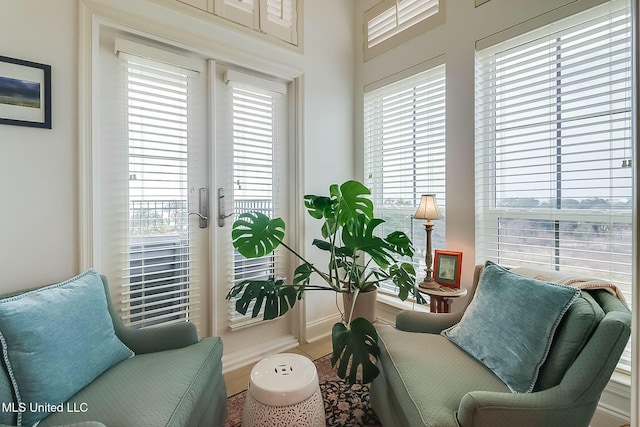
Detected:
[304,195,334,220]
[332,180,374,227]
[227,277,301,320]
[292,263,313,287]
[331,317,380,384]
[232,212,285,258]
[390,262,425,303]
[342,216,395,269]
[385,230,414,258]
[305,180,374,238]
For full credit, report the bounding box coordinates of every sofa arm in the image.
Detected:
[115,321,199,354]
[395,310,463,333]
[457,387,596,427]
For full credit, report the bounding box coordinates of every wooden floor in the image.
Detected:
[223,335,333,397]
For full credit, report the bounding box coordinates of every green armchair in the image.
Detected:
[0,274,227,427]
[370,265,631,427]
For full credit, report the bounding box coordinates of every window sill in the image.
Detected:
[608,370,631,395]
[376,292,430,315]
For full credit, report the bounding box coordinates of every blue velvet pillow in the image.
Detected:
[0,269,133,426]
[442,261,579,393]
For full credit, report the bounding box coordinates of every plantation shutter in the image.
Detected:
[115,42,203,329]
[215,0,258,29]
[364,62,446,296]
[260,0,297,44]
[475,0,632,370]
[225,69,287,329]
[366,0,439,48]
[215,0,297,44]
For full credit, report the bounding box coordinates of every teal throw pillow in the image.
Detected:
[0,269,134,426]
[442,261,579,393]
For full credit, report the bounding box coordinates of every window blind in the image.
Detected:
[120,55,200,329]
[366,0,439,48]
[225,71,287,329]
[475,0,632,370]
[364,63,446,296]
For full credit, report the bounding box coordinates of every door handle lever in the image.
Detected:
[189,211,208,220]
[189,188,208,229]
[218,188,234,227]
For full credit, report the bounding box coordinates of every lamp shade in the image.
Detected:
[414,194,443,220]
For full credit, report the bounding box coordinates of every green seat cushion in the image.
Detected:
[534,291,604,391]
[376,324,510,427]
[442,261,579,393]
[0,270,133,426]
[38,337,225,427]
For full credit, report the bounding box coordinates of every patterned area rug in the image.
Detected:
[225,354,382,427]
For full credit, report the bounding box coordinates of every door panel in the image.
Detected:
[96,31,210,335]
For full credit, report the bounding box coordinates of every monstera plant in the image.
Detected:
[226,180,425,383]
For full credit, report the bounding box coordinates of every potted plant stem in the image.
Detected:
[226,180,426,383]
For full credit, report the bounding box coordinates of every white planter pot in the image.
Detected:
[342,288,377,323]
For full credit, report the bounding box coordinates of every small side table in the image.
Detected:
[418,285,467,313]
[242,353,325,427]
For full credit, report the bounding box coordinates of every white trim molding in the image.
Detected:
[632,0,640,425]
[221,335,299,373]
[78,1,98,271]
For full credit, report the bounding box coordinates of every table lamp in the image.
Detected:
[414,194,443,289]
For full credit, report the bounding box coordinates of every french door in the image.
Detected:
[96,35,210,335]
[95,31,296,353]
[211,62,297,359]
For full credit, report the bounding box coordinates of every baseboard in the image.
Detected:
[304,313,341,343]
[590,372,631,427]
[221,334,299,373]
[591,403,630,427]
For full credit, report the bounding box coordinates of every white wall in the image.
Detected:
[301,0,356,339]
[354,0,633,424]
[0,0,79,291]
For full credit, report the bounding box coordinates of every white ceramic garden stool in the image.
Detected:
[242,353,326,427]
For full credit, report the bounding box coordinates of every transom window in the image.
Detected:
[364,0,445,60]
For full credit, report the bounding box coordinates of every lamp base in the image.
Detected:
[418,278,440,290]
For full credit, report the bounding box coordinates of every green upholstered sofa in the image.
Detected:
[0,275,227,427]
[370,264,631,427]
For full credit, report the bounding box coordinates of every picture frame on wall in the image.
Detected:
[0,55,51,129]
[433,250,463,288]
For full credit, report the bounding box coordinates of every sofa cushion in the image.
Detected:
[442,261,579,393]
[0,269,133,426]
[375,324,510,427]
[534,291,604,390]
[38,337,225,427]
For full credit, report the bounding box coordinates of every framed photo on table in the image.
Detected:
[0,56,51,129]
[433,250,463,288]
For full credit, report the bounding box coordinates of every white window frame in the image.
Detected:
[475,0,633,371]
[364,58,446,300]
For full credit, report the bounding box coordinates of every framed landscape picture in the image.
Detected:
[0,56,51,129]
[433,250,463,288]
